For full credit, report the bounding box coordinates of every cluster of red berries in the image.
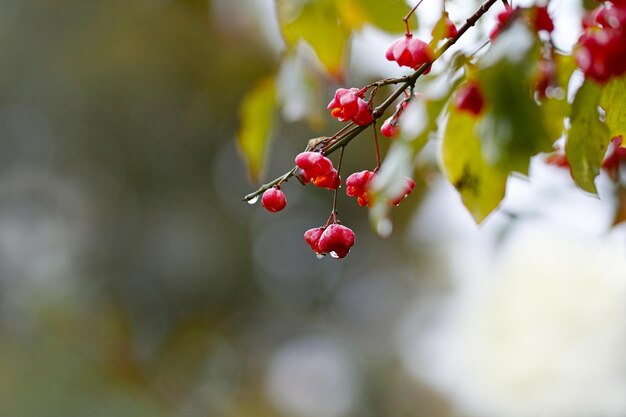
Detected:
[260,149,416,258]
[326,14,459,140]
[576,1,626,83]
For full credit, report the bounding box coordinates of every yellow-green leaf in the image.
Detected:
[431,11,453,44]
[600,74,626,138]
[276,0,349,78]
[541,53,576,142]
[555,53,576,91]
[442,106,508,223]
[566,80,610,193]
[237,76,277,182]
[337,0,416,33]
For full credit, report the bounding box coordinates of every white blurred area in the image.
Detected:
[399,160,626,417]
[266,337,358,417]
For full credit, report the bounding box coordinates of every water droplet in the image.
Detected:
[329,251,339,259]
[247,196,259,205]
[316,253,325,259]
[376,219,393,238]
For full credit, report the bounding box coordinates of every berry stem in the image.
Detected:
[242,0,501,203]
[330,146,346,222]
[404,0,425,35]
[373,121,381,171]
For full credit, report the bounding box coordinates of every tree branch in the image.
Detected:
[242,0,500,202]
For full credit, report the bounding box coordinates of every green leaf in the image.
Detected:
[541,98,568,143]
[566,80,610,193]
[337,0,415,33]
[554,53,576,91]
[476,24,550,174]
[276,0,349,78]
[600,75,626,138]
[442,106,508,223]
[237,76,277,182]
[540,54,576,143]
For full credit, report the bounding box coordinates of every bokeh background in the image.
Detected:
[2,0,626,416]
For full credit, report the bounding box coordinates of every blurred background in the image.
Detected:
[2,0,626,416]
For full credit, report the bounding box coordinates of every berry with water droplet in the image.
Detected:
[317,224,355,259]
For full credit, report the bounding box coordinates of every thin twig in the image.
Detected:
[329,146,346,224]
[373,121,381,170]
[404,0,425,35]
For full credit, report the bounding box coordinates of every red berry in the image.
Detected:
[455,82,485,116]
[317,224,355,259]
[575,4,626,83]
[313,168,341,190]
[575,29,624,83]
[346,170,377,207]
[489,6,516,40]
[533,5,554,33]
[327,88,373,126]
[432,13,458,39]
[381,117,399,138]
[390,177,416,206]
[295,151,334,184]
[385,34,434,73]
[594,4,626,28]
[443,17,458,38]
[261,188,286,212]
[304,227,325,255]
